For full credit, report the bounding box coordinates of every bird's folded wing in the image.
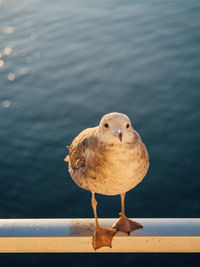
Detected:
[67,127,98,171]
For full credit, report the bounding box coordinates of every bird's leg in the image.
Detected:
[112,192,143,234]
[91,192,116,250]
[120,192,126,217]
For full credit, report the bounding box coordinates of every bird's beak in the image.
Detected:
[118,130,122,142]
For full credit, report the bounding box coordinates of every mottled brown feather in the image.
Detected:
[65,126,149,195]
[69,127,98,172]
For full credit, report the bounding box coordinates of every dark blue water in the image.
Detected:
[0,0,200,266]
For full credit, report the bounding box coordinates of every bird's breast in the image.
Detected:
[74,141,149,195]
[99,142,148,180]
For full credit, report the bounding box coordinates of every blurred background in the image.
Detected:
[0,0,200,266]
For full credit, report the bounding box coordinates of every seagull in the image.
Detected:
[64,112,149,250]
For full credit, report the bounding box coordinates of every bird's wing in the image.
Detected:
[68,127,98,172]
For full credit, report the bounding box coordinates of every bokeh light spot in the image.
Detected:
[4,47,12,55]
[2,100,11,108]
[0,59,4,67]
[8,73,15,81]
[3,26,14,34]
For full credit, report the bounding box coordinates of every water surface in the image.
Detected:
[0,0,200,266]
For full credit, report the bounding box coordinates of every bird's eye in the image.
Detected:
[126,124,130,128]
[104,123,109,128]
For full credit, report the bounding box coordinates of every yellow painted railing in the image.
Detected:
[0,218,200,253]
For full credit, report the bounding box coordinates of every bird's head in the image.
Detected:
[97,112,137,144]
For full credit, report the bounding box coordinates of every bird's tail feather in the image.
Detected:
[64,155,69,162]
[64,145,70,162]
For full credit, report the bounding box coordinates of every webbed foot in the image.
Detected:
[112,216,143,235]
[92,227,117,250]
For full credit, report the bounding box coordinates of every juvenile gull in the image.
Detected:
[65,112,149,249]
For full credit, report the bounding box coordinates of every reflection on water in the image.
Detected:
[0,59,4,67]
[0,0,200,266]
[4,46,12,55]
[3,26,14,34]
[8,72,15,81]
[2,99,10,108]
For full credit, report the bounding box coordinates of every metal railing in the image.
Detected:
[0,218,200,252]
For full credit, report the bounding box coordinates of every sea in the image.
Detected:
[0,0,200,266]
